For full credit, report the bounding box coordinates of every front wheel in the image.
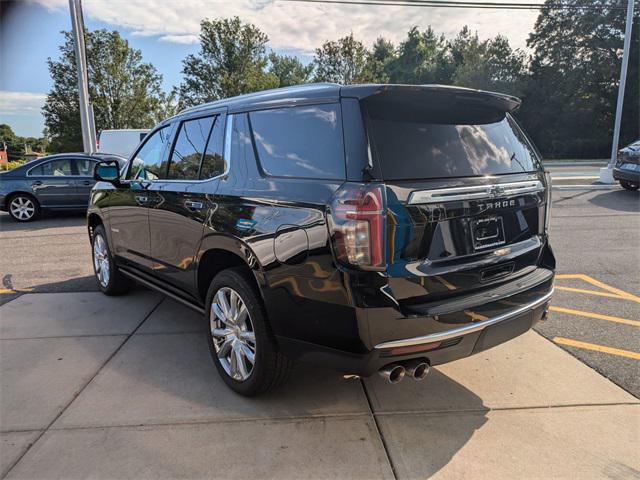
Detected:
[620,179,639,191]
[91,225,130,295]
[205,267,293,396]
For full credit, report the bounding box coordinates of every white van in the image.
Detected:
[97,129,149,159]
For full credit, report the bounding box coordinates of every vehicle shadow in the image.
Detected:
[0,210,87,232]
[588,189,640,213]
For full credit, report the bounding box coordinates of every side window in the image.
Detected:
[167,116,214,180]
[29,159,73,176]
[200,115,226,179]
[127,126,171,181]
[74,159,96,176]
[248,104,345,180]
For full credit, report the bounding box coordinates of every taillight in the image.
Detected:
[328,182,386,270]
[544,171,552,234]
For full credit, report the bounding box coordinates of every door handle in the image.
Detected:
[135,195,149,205]
[32,180,43,186]
[82,180,92,185]
[185,200,204,210]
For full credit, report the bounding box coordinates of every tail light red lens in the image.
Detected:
[328,183,386,270]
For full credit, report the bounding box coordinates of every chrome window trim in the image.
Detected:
[374,288,554,349]
[407,180,544,205]
[124,114,233,185]
[26,158,93,178]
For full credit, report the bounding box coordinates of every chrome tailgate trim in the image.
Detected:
[408,180,544,205]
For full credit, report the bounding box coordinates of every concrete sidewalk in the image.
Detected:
[1,292,638,479]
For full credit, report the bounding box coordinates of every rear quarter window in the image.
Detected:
[248,104,345,180]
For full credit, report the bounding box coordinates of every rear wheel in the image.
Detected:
[8,194,39,222]
[91,225,130,295]
[620,179,639,191]
[205,267,293,396]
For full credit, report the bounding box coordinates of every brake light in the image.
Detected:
[328,183,386,270]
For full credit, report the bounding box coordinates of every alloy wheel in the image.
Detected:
[9,196,35,221]
[210,287,257,381]
[93,234,110,287]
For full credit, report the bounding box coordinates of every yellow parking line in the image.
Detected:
[554,286,628,300]
[549,306,640,327]
[0,288,33,295]
[554,337,640,360]
[554,274,640,303]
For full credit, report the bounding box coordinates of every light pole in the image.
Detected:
[69,0,97,153]
[600,0,635,184]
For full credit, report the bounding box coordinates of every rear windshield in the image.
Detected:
[368,111,539,180]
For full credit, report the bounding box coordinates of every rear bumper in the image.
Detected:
[613,166,640,182]
[277,271,554,376]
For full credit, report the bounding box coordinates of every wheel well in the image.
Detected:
[197,249,255,302]
[7,191,38,206]
[87,213,103,238]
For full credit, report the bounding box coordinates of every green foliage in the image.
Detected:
[178,17,278,108]
[269,53,313,87]
[0,124,48,160]
[0,160,26,171]
[43,29,169,153]
[449,30,527,97]
[517,0,639,158]
[386,27,450,84]
[313,33,372,84]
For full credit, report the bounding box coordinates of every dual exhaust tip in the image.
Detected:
[378,359,430,384]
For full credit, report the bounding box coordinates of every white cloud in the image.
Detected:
[0,91,47,116]
[158,34,200,44]
[32,0,539,53]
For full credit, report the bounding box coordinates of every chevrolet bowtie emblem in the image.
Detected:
[487,185,505,197]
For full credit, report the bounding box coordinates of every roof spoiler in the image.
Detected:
[342,84,522,114]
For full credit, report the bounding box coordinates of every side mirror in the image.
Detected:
[94,161,121,185]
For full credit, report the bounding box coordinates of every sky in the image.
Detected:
[0,0,540,138]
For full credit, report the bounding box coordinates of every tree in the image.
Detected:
[268,53,313,87]
[386,27,449,84]
[0,124,49,159]
[363,38,396,83]
[178,17,278,108]
[43,29,168,152]
[518,0,639,158]
[449,30,527,96]
[313,33,371,84]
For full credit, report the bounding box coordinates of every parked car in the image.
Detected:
[613,140,640,190]
[88,84,555,396]
[0,152,126,221]
[97,129,149,158]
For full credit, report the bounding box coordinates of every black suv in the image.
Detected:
[89,84,555,396]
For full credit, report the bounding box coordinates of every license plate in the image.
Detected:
[471,216,506,250]
[621,163,640,172]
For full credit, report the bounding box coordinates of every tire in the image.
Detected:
[8,193,39,222]
[620,179,639,191]
[205,267,293,396]
[91,225,131,295]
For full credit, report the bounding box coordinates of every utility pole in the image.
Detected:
[600,0,635,183]
[69,0,97,153]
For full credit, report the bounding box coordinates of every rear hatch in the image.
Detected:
[360,86,549,310]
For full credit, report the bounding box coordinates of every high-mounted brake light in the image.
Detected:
[328,183,386,270]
